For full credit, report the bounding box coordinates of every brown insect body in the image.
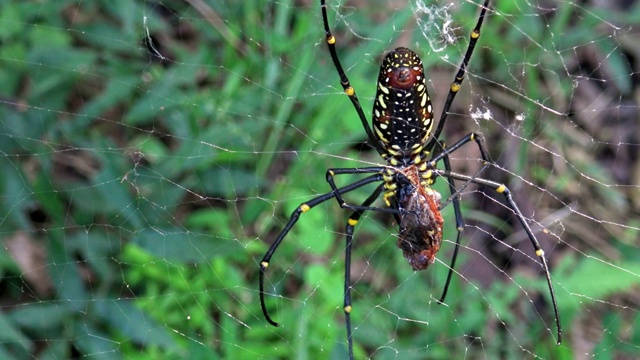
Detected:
[396,167,444,271]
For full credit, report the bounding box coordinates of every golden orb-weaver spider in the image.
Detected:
[259,0,561,357]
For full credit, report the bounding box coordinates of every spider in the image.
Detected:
[259,0,561,357]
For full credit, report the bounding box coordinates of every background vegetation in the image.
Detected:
[0,0,639,359]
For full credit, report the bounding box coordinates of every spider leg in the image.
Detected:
[433,169,562,345]
[429,132,493,211]
[428,132,491,167]
[432,141,465,303]
[259,173,383,327]
[426,0,490,153]
[429,133,493,303]
[320,0,385,155]
[343,184,383,360]
[326,167,409,215]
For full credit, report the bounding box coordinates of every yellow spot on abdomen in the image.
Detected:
[300,204,311,212]
[496,185,506,193]
[378,94,387,109]
[261,261,269,269]
[327,35,336,45]
[344,305,352,313]
[348,218,358,226]
[536,249,544,257]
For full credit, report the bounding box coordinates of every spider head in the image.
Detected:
[373,47,434,164]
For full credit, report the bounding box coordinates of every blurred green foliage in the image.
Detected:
[0,0,639,359]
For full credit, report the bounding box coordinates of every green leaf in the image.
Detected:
[558,255,640,311]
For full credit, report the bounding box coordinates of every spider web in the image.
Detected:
[0,0,639,358]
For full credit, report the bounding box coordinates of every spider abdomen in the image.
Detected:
[373,47,434,163]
